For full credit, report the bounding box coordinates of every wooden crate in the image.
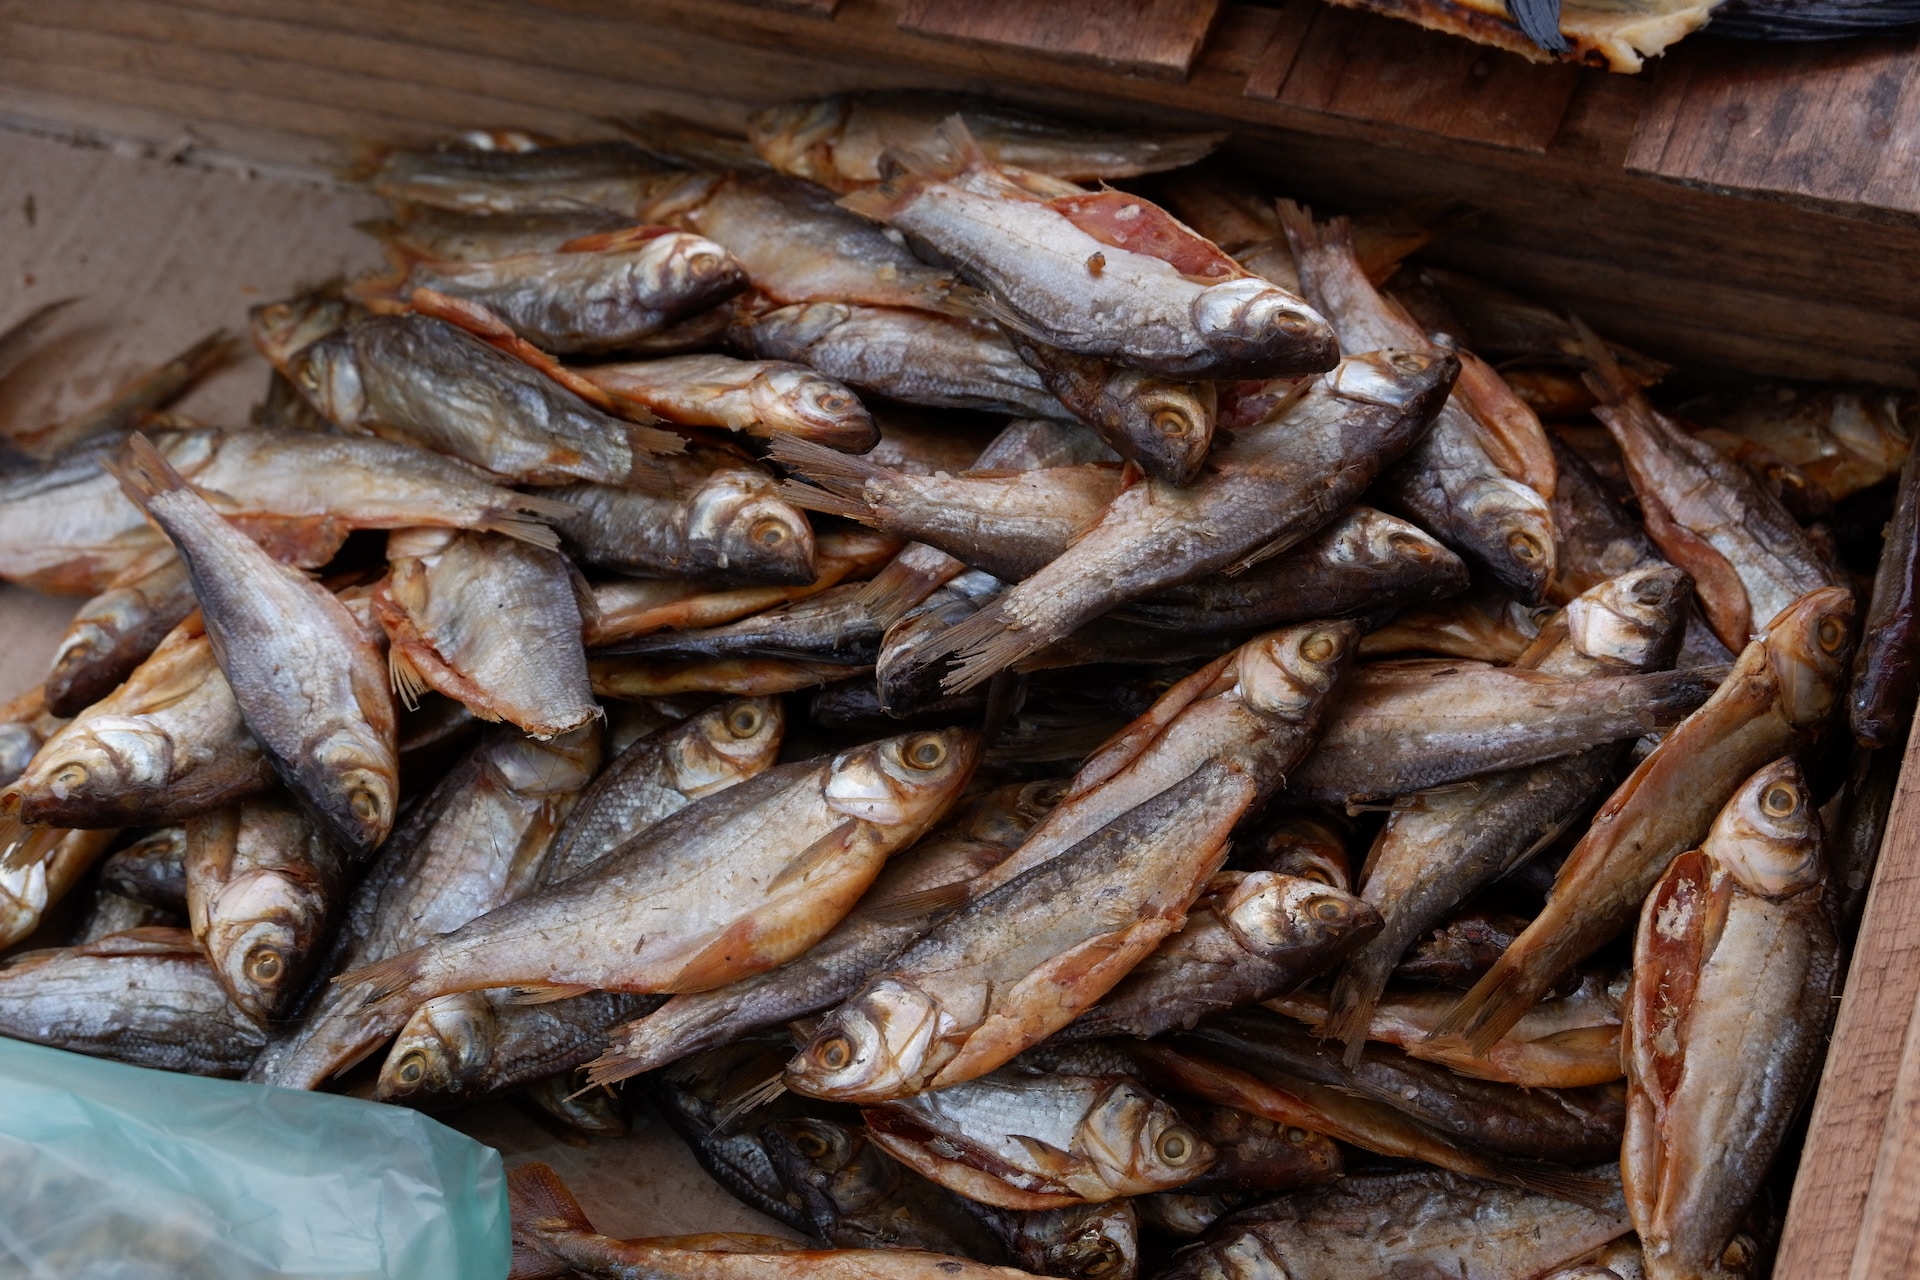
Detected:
[1,2,1916,1271]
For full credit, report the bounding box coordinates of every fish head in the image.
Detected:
[1463,475,1557,602]
[1235,621,1360,723]
[201,870,325,1024]
[1215,871,1379,961]
[667,697,785,799]
[824,728,981,828]
[284,331,366,424]
[745,302,856,357]
[306,728,399,856]
[1242,813,1351,889]
[1831,390,1914,476]
[1565,565,1692,670]
[687,471,818,586]
[1078,1078,1215,1195]
[4,717,174,826]
[374,993,498,1102]
[964,777,1067,848]
[750,367,878,453]
[1762,586,1856,729]
[1010,1202,1140,1280]
[785,977,946,1102]
[1117,379,1217,485]
[249,292,353,372]
[746,97,851,184]
[635,231,747,311]
[1189,279,1338,377]
[1336,508,1460,578]
[1324,349,1459,416]
[760,1117,891,1214]
[1704,757,1825,899]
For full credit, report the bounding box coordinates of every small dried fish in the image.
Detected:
[112,437,399,856]
[3,614,274,828]
[596,583,879,666]
[96,825,188,911]
[1439,585,1854,1051]
[1001,330,1217,485]
[0,825,120,948]
[376,528,596,738]
[749,92,1223,192]
[44,544,195,717]
[1623,757,1838,1280]
[184,795,350,1025]
[739,302,1069,419]
[1849,441,1920,747]
[287,312,684,486]
[1159,1167,1630,1280]
[591,655,861,698]
[1681,384,1913,501]
[578,354,876,452]
[0,928,266,1077]
[358,139,678,215]
[1176,1100,1343,1196]
[365,205,637,262]
[1355,590,1547,663]
[551,453,816,585]
[374,989,656,1106]
[343,729,978,1004]
[864,1066,1214,1210]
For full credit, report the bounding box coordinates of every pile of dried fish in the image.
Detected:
[0,90,1913,1280]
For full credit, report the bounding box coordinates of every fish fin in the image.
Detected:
[1626,479,1753,651]
[0,816,61,874]
[555,224,676,254]
[1569,315,1638,408]
[1429,963,1538,1058]
[479,507,566,552]
[1322,973,1382,1071]
[74,926,201,958]
[937,602,1042,696]
[837,116,983,222]
[1504,0,1572,53]
[1007,1133,1079,1178]
[1503,1164,1613,1211]
[714,1073,788,1129]
[859,878,972,924]
[856,552,955,627]
[583,1045,652,1089]
[507,1162,597,1280]
[763,819,862,896]
[506,491,581,525]
[777,478,874,524]
[105,431,192,511]
[386,639,430,711]
[964,289,1054,350]
[504,983,599,1005]
[334,948,429,1008]
[668,918,765,994]
[767,434,892,498]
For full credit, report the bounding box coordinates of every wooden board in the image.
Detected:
[899,0,1225,78]
[1628,30,1920,220]
[1777,728,1920,1279]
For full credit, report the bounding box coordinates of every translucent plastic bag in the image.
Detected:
[0,1038,508,1279]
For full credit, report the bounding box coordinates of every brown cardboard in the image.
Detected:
[0,125,795,1241]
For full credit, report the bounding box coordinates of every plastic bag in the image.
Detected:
[0,1038,508,1279]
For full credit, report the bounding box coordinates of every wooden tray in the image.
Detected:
[2,9,1917,1267]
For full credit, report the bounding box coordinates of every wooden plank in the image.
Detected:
[1238,0,1316,100]
[1848,979,1920,1279]
[1254,1,1580,152]
[1777,731,1920,1278]
[898,0,1225,78]
[1628,30,1920,219]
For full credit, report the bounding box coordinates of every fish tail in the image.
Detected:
[106,432,191,510]
[1322,966,1382,1069]
[583,1043,652,1088]
[335,947,428,1008]
[0,813,59,874]
[715,1072,788,1128]
[1430,963,1535,1057]
[838,114,987,221]
[777,479,872,524]
[1275,199,1354,262]
[938,602,1042,696]
[507,1162,596,1280]
[1569,314,1637,407]
[480,508,565,551]
[1502,1164,1616,1212]
[768,433,891,496]
[856,553,952,627]
[624,420,689,459]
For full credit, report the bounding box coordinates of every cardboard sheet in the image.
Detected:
[0,125,795,1243]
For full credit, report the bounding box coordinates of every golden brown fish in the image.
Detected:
[577,354,876,453]
[43,543,195,716]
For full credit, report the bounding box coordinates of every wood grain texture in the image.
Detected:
[1778,731,1920,1279]
[1253,0,1581,152]
[1629,31,1920,218]
[1848,979,1920,1280]
[898,0,1225,77]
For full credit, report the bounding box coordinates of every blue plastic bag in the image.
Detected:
[0,1038,508,1279]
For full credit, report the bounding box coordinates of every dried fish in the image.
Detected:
[342,729,978,1004]
[1682,384,1913,501]
[578,354,876,452]
[112,437,399,856]
[1176,1101,1343,1196]
[96,825,188,911]
[358,139,678,215]
[44,544,195,717]
[11,329,234,460]
[365,204,637,262]
[0,928,266,1077]
[597,583,879,666]
[1623,757,1838,1280]
[375,528,596,738]
[374,989,656,1106]
[1849,441,1920,747]
[0,825,120,948]
[1001,330,1217,485]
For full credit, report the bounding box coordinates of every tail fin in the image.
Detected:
[1322,965,1384,1071]
[508,1162,597,1280]
[837,114,986,222]
[768,433,895,496]
[715,1071,788,1129]
[1429,963,1535,1057]
[937,601,1033,696]
[856,547,961,627]
[1569,314,1637,408]
[0,814,61,875]
[778,479,873,524]
[106,432,192,511]
[584,1043,653,1088]
[334,946,428,1009]
[1500,1164,1615,1212]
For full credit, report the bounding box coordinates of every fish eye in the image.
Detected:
[1081,1248,1122,1277]
[749,517,790,547]
[904,735,947,770]
[793,1129,832,1159]
[1152,410,1191,438]
[817,393,854,414]
[1762,783,1800,818]
[688,251,728,275]
[1508,532,1545,563]
[1299,632,1340,664]
[349,789,381,822]
[1817,616,1847,652]
[1386,531,1430,558]
[725,705,764,738]
[1310,897,1347,923]
[297,365,320,390]
[396,1052,427,1086]
[53,763,89,790]
[814,1036,853,1071]
[1389,352,1426,374]
[247,948,284,985]
[1285,1127,1308,1143]
[1272,314,1314,338]
[1156,1129,1196,1164]
[1634,578,1672,605]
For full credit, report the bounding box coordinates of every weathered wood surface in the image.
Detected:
[1629,29,1920,220]
[899,0,1226,77]
[1778,730,1920,1280]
